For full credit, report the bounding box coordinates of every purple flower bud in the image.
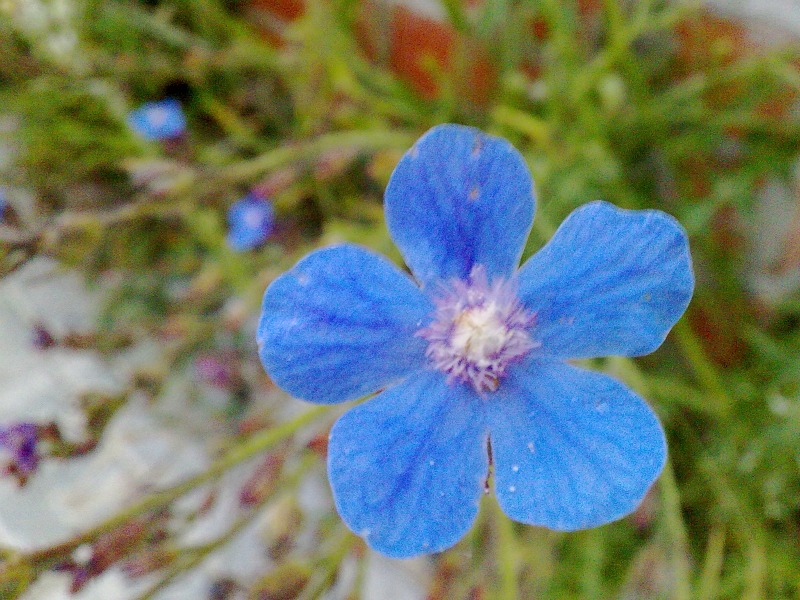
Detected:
[69,566,91,594]
[194,354,236,389]
[32,323,56,350]
[0,423,40,478]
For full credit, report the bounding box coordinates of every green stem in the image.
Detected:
[98,2,207,51]
[220,129,416,183]
[649,46,799,115]
[659,460,692,600]
[197,92,266,151]
[135,452,320,600]
[569,1,694,100]
[448,507,488,599]
[297,530,357,600]
[706,483,767,598]
[696,525,725,600]
[646,375,721,417]
[689,429,768,598]
[441,0,470,33]
[601,0,626,44]
[579,529,603,598]
[490,105,552,149]
[493,496,519,600]
[43,197,193,244]
[672,319,733,417]
[609,358,694,597]
[23,406,329,570]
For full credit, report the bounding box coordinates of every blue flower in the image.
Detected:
[127,99,186,141]
[0,422,40,479]
[257,124,694,558]
[226,193,275,251]
[0,187,7,220]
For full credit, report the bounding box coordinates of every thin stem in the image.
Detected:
[296,530,357,600]
[135,452,320,600]
[646,375,721,417]
[672,319,734,417]
[23,406,329,570]
[689,429,768,598]
[696,525,725,600]
[649,46,799,116]
[447,505,488,598]
[492,496,519,600]
[659,460,692,600]
[98,2,208,50]
[579,529,603,598]
[441,0,470,33]
[601,0,626,45]
[490,105,552,149]
[569,1,695,100]
[220,129,416,183]
[197,91,267,152]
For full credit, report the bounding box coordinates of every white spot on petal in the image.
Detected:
[527,442,535,453]
[512,465,519,472]
[508,486,516,493]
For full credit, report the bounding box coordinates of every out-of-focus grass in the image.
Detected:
[1,0,800,598]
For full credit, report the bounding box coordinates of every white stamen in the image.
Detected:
[417,265,538,393]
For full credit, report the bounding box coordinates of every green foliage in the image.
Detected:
[11,77,142,204]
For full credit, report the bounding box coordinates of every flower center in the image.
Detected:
[450,304,508,363]
[243,205,266,228]
[417,266,538,393]
[148,106,170,128]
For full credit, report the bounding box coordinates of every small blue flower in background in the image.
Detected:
[227,192,275,251]
[0,422,40,480]
[0,187,7,220]
[127,99,186,141]
[257,124,694,558]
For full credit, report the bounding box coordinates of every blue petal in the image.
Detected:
[385,124,535,289]
[328,370,488,557]
[488,359,665,530]
[518,201,694,359]
[257,244,432,404]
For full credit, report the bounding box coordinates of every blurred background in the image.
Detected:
[1,0,800,598]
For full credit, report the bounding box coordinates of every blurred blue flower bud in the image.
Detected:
[127,99,187,141]
[227,193,275,251]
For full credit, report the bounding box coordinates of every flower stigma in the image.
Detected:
[418,265,538,393]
